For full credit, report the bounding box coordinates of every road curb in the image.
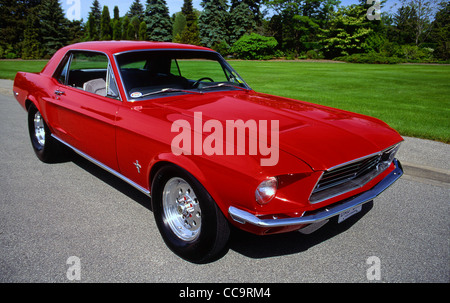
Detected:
[401,162,450,184]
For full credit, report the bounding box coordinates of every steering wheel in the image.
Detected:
[193,77,214,88]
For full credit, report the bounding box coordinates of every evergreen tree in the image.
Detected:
[229,2,256,45]
[172,12,187,39]
[122,15,130,39]
[39,0,69,57]
[86,13,99,40]
[175,0,200,45]
[22,7,42,59]
[139,21,147,40]
[198,0,229,48]
[67,19,85,44]
[231,0,263,25]
[85,0,102,41]
[129,16,141,40]
[175,21,201,45]
[182,0,196,24]
[90,0,102,32]
[392,5,418,45]
[113,19,122,40]
[1,0,41,58]
[128,0,145,19]
[114,6,120,20]
[430,1,450,60]
[144,0,173,42]
[100,6,112,40]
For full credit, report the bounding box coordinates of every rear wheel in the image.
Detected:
[28,104,63,163]
[151,165,230,263]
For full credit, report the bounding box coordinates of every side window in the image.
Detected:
[57,54,71,85]
[170,59,181,76]
[106,64,119,99]
[54,51,120,99]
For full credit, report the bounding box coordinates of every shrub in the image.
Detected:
[230,33,278,60]
[335,53,404,64]
[400,45,434,61]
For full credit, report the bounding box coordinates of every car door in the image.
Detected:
[48,50,121,171]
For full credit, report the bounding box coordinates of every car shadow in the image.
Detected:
[227,201,373,259]
[63,152,374,262]
[70,152,153,212]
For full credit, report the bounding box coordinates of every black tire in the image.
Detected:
[151,165,230,263]
[28,104,63,163]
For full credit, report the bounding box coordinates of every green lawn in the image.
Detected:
[229,60,450,143]
[1,59,449,143]
[0,60,48,80]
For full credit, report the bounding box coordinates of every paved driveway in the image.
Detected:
[0,86,448,284]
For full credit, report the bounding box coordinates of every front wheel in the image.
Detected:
[151,165,230,263]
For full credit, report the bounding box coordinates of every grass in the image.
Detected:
[1,59,449,143]
[0,60,48,80]
[229,60,450,143]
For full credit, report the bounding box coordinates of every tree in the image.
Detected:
[174,0,200,45]
[0,0,41,58]
[39,0,69,57]
[229,2,256,45]
[264,0,338,54]
[391,5,417,45]
[100,6,112,40]
[231,0,264,25]
[139,21,147,40]
[128,16,141,40]
[114,6,120,20]
[113,19,122,40]
[85,0,102,41]
[67,19,85,45]
[128,0,145,19]
[90,0,102,33]
[122,15,130,39]
[112,5,121,40]
[430,1,450,59]
[22,7,42,59]
[395,0,441,45]
[319,4,373,58]
[172,12,187,39]
[175,20,201,45]
[144,0,173,42]
[198,0,229,48]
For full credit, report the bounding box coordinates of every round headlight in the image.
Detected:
[255,177,278,205]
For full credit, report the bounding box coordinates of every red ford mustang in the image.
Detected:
[13,41,403,263]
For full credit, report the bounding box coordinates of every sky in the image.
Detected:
[62,0,400,21]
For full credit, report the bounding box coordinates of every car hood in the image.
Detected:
[150,91,403,171]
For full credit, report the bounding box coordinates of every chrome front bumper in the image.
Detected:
[229,159,403,228]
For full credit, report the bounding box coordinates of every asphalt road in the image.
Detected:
[0,92,448,284]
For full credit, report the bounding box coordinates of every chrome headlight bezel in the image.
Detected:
[255,177,278,205]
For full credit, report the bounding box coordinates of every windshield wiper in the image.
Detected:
[200,83,250,91]
[131,88,203,99]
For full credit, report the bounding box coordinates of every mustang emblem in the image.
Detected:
[133,160,141,173]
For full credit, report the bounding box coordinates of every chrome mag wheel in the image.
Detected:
[162,177,202,242]
[33,111,46,147]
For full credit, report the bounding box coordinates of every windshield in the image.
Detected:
[115,50,250,101]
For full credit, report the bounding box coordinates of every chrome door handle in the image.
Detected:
[54,90,65,95]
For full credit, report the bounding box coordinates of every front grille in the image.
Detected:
[309,144,400,203]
